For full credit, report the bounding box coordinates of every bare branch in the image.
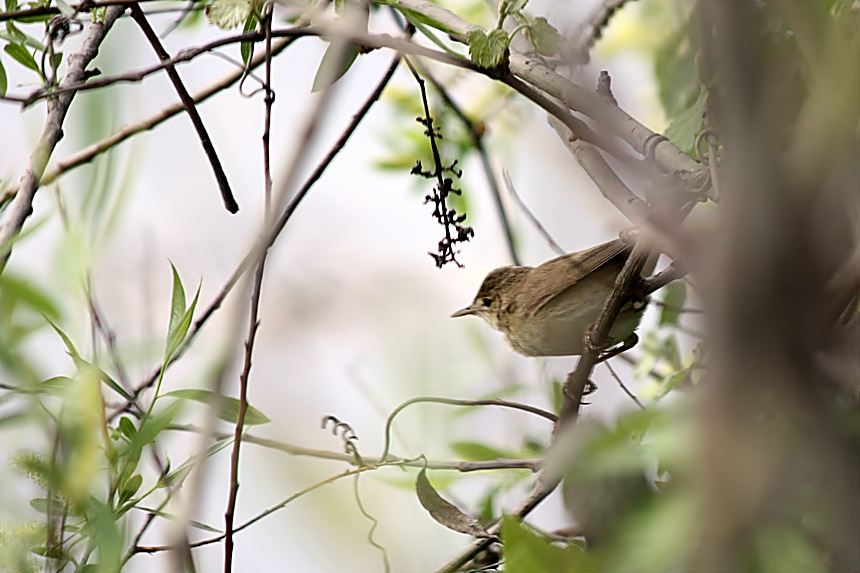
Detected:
[604,360,645,410]
[129,3,239,213]
[0,0,157,22]
[502,169,565,256]
[557,241,651,429]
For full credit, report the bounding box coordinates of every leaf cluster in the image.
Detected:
[466,0,560,69]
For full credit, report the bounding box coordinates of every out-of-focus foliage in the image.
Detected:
[599,0,702,153]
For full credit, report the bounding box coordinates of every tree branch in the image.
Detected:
[129,3,239,213]
[0,4,126,273]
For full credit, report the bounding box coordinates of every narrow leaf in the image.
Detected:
[659,281,687,327]
[4,41,39,72]
[165,389,270,425]
[416,467,489,537]
[0,58,7,96]
[162,436,233,487]
[165,277,199,362]
[118,473,142,505]
[240,14,255,64]
[167,262,186,339]
[311,41,359,92]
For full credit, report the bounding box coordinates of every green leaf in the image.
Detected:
[118,473,142,505]
[3,25,43,54]
[240,13,256,64]
[130,401,183,463]
[167,262,187,339]
[551,379,563,414]
[0,273,60,319]
[658,281,687,327]
[3,42,38,72]
[311,40,360,92]
[29,497,64,514]
[467,28,509,69]
[165,274,200,362]
[35,376,72,395]
[416,467,488,537]
[4,21,46,50]
[90,500,122,571]
[526,17,561,56]
[388,5,457,36]
[654,20,699,118]
[609,494,697,571]
[162,436,233,487]
[664,90,706,155]
[46,321,133,400]
[502,515,585,573]
[118,416,136,438]
[654,368,689,401]
[5,0,17,11]
[206,0,252,29]
[0,58,7,96]
[499,0,527,18]
[190,519,223,533]
[164,389,270,425]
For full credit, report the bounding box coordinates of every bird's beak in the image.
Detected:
[451,305,480,318]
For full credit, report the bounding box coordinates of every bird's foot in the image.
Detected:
[596,334,639,364]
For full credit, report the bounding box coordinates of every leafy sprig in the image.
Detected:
[466,0,561,69]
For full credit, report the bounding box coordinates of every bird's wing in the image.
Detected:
[521,238,629,316]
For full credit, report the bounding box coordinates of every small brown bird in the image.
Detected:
[452,239,652,356]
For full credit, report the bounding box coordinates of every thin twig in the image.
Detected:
[604,360,645,410]
[137,464,390,554]
[20,29,286,105]
[108,47,403,423]
[0,0,157,22]
[172,424,542,471]
[502,169,565,256]
[129,3,239,213]
[1,37,296,205]
[380,396,557,462]
[223,8,275,571]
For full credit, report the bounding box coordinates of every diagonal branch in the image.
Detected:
[558,241,651,427]
[129,3,239,213]
[0,36,297,208]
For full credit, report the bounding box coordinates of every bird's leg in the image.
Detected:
[595,334,639,364]
[562,379,597,405]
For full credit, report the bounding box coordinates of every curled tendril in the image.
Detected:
[321,415,363,464]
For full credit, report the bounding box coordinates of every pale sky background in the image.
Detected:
[0,0,669,570]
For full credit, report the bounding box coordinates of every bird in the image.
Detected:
[451,238,653,356]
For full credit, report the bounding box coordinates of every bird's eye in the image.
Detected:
[482,297,492,307]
